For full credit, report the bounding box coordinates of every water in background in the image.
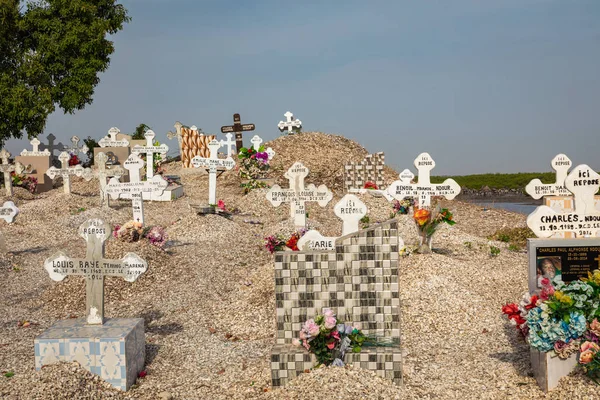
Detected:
[466,200,538,215]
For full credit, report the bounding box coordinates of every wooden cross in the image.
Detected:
[63,135,89,156]
[386,153,461,208]
[526,154,572,199]
[20,138,51,157]
[220,113,255,150]
[95,152,125,208]
[0,149,15,196]
[98,127,130,148]
[527,165,600,238]
[131,130,169,179]
[105,154,169,224]
[266,162,333,227]
[220,132,237,157]
[43,219,148,325]
[0,201,19,253]
[334,194,368,236]
[46,152,94,194]
[191,140,235,204]
[278,111,302,134]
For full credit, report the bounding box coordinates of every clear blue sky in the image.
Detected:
[6,0,600,175]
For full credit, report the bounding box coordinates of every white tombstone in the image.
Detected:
[266,162,333,227]
[43,219,147,325]
[105,154,169,224]
[525,154,572,199]
[191,139,235,205]
[95,152,125,208]
[297,230,337,251]
[527,165,600,238]
[0,201,19,253]
[0,149,15,196]
[334,194,368,236]
[131,130,169,179]
[386,153,461,208]
[63,135,89,156]
[220,132,237,157]
[98,127,130,148]
[278,111,302,134]
[20,138,51,157]
[45,152,94,194]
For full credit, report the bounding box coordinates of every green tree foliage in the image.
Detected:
[131,123,151,140]
[0,0,130,145]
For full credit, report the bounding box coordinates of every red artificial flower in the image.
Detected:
[501,303,519,316]
[286,234,299,251]
[138,370,147,378]
[363,181,378,190]
[524,295,539,310]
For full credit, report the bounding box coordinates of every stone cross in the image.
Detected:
[38,134,65,165]
[278,111,302,134]
[220,113,255,150]
[219,132,237,157]
[131,130,169,179]
[334,194,368,236]
[0,201,19,253]
[266,162,333,227]
[105,154,169,224]
[64,135,89,156]
[98,127,130,148]
[191,139,235,205]
[386,153,461,208]
[167,121,184,148]
[95,152,125,208]
[297,230,336,251]
[526,154,572,199]
[0,149,15,196]
[20,138,51,156]
[43,219,148,325]
[46,152,94,194]
[527,165,600,238]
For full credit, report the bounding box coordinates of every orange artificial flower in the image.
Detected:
[413,208,431,226]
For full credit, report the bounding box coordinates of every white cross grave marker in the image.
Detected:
[105,154,169,224]
[220,132,237,157]
[278,111,302,134]
[43,219,148,325]
[20,138,51,157]
[386,153,461,208]
[0,201,19,253]
[525,154,572,199]
[46,152,94,194]
[98,127,130,148]
[266,162,333,227]
[0,149,15,196]
[191,139,235,205]
[95,152,125,208]
[64,135,89,156]
[249,134,275,159]
[334,194,368,236]
[297,230,337,251]
[131,130,169,179]
[527,165,600,238]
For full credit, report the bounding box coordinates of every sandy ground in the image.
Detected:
[0,133,597,399]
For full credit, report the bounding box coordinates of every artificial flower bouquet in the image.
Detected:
[265,229,307,253]
[502,270,600,384]
[113,221,168,248]
[393,198,414,216]
[10,172,38,194]
[412,202,455,252]
[293,309,397,367]
[238,145,270,180]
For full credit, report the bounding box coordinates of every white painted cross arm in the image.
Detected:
[525,154,572,199]
[278,111,302,132]
[132,130,169,156]
[0,201,19,223]
[44,251,148,283]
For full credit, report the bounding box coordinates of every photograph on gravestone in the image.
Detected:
[386,153,461,208]
[266,162,333,227]
[277,111,302,134]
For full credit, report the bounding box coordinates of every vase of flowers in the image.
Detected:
[412,205,455,253]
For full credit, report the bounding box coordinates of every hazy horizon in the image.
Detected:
[4,0,600,176]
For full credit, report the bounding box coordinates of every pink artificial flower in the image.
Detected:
[540,277,551,287]
[580,350,596,364]
[581,341,600,354]
[302,340,310,350]
[292,338,301,347]
[331,330,340,340]
[590,319,600,337]
[299,331,306,340]
[304,319,320,337]
[323,308,335,318]
[324,316,337,330]
[326,341,336,350]
[217,200,226,211]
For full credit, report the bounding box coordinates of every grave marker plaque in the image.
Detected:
[220,113,255,150]
[297,230,336,251]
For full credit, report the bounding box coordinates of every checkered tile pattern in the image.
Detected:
[34,318,145,391]
[344,152,385,191]
[272,220,402,386]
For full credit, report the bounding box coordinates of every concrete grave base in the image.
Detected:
[271,344,402,387]
[530,348,578,392]
[35,318,145,391]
